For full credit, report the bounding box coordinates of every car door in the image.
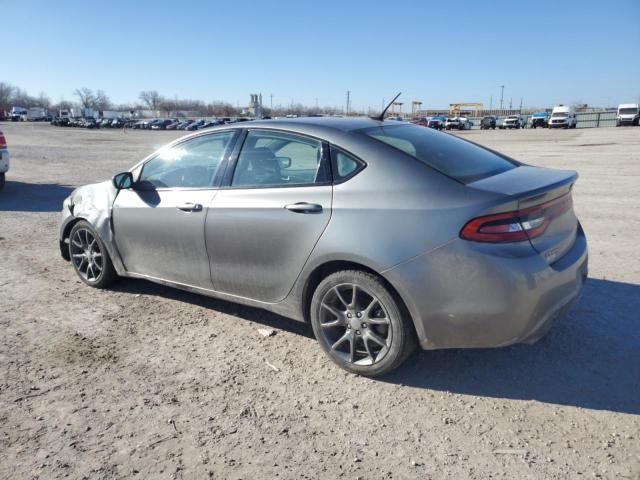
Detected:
[206,129,332,302]
[112,130,238,288]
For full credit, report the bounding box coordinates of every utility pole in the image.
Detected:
[490,95,493,111]
[346,90,351,115]
[519,97,523,113]
[509,98,513,111]
[270,94,273,110]
[499,85,504,113]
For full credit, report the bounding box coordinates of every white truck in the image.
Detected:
[548,105,577,129]
[0,129,9,190]
[10,106,27,121]
[26,107,48,121]
[616,103,639,126]
[499,115,526,129]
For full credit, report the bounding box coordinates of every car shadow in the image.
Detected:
[0,181,75,212]
[111,278,314,339]
[111,276,639,415]
[382,278,640,415]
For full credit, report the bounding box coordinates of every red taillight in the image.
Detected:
[460,194,572,243]
[0,132,6,149]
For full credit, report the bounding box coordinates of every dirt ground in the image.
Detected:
[1,122,639,480]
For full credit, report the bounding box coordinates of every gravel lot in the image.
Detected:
[1,122,639,479]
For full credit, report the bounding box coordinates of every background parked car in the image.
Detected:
[549,105,578,129]
[186,120,206,131]
[445,117,472,130]
[427,116,446,130]
[499,115,525,129]
[480,115,497,130]
[530,112,550,128]
[0,129,8,190]
[616,103,639,126]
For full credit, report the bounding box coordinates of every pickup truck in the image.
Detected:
[445,117,472,130]
[530,112,549,128]
[499,115,525,129]
[0,130,9,190]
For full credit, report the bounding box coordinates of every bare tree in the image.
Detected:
[74,88,95,109]
[139,90,163,111]
[93,90,111,110]
[37,91,51,109]
[159,99,177,117]
[0,82,14,111]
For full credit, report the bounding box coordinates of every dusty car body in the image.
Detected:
[0,130,9,190]
[59,117,588,375]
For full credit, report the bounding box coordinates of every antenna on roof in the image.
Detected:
[371,92,401,121]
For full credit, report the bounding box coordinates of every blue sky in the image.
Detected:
[4,0,639,111]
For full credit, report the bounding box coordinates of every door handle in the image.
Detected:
[284,202,323,213]
[176,202,203,212]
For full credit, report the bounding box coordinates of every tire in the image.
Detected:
[69,220,117,289]
[310,270,417,377]
[0,173,5,191]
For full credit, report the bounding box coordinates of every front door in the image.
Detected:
[112,131,237,288]
[207,129,332,302]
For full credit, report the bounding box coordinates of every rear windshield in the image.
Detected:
[360,124,516,183]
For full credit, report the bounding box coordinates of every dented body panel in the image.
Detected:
[59,117,588,350]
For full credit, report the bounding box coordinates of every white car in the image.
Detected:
[0,130,8,190]
[499,115,525,129]
[445,117,472,130]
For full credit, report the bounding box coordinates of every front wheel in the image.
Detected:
[0,172,5,191]
[310,270,417,377]
[69,220,117,288]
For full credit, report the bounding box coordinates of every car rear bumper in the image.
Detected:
[0,149,9,173]
[384,224,588,350]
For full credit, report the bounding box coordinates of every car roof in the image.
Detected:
[244,116,385,132]
[187,116,390,145]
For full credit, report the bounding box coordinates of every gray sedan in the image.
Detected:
[59,117,588,376]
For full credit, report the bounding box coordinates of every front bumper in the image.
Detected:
[0,149,9,173]
[384,225,588,350]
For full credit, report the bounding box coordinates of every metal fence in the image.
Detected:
[464,111,619,130]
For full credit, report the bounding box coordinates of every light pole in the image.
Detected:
[499,85,504,113]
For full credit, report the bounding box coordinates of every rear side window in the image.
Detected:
[330,146,364,182]
[360,124,516,183]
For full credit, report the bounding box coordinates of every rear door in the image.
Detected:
[206,129,332,302]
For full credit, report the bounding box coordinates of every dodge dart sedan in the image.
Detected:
[59,117,588,376]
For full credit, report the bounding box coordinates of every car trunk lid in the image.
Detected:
[467,166,578,264]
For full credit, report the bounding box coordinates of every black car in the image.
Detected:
[186,120,205,131]
[481,116,497,130]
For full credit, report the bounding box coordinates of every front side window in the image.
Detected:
[232,130,327,187]
[140,131,235,188]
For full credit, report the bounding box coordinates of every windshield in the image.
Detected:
[360,124,516,183]
[619,108,638,115]
[552,111,568,117]
[533,113,547,118]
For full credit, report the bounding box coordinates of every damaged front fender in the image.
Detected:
[58,180,126,275]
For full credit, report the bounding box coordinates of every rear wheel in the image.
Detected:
[69,220,117,288]
[0,173,5,191]
[310,270,417,377]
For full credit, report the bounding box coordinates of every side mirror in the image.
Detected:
[112,171,133,190]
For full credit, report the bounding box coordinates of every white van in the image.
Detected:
[616,104,639,126]
[548,105,577,129]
